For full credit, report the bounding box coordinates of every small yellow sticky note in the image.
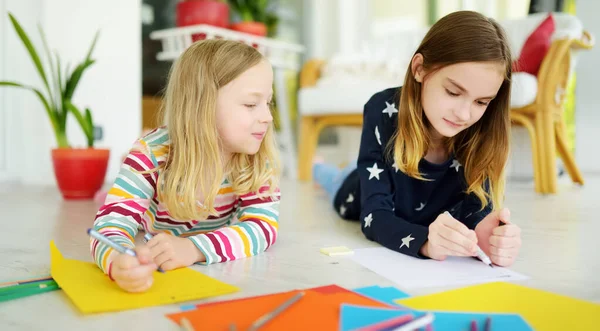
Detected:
[320,246,354,256]
[50,240,239,314]
[396,281,600,331]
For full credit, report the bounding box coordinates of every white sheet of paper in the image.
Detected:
[351,247,528,289]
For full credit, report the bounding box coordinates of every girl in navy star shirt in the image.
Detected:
[313,10,522,267]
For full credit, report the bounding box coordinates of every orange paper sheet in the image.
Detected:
[183,285,367,310]
[168,285,395,330]
[50,240,239,313]
[397,281,600,331]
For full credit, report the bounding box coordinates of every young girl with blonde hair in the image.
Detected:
[314,11,522,267]
[91,39,280,292]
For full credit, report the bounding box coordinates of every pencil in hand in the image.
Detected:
[87,228,164,273]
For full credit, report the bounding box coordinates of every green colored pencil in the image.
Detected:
[0,283,60,303]
[0,279,58,295]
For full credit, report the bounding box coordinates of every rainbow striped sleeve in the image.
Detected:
[188,185,280,265]
[90,136,160,274]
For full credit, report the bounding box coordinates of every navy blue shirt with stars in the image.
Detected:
[333,86,492,258]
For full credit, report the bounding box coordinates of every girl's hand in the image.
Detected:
[147,233,204,271]
[420,212,478,260]
[110,246,156,293]
[475,208,522,267]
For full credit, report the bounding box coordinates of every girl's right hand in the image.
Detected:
[110,245,157,293]
[420,212,478,260]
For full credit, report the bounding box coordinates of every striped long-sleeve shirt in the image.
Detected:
[90,127,280,274]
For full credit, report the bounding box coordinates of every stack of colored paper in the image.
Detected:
[164,284,536,331]
[166,285,397,330]
[342,285,533,331]
[339,304,532,331]
[397,281,600,330]
[49,241,240,314]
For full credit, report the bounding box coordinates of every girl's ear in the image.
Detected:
[411,53,424,83]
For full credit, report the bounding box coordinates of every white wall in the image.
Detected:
[1,0,45,183]
[0,0,6,179]
[1,0,141,185]
[301,0,339,60]
[574,1,600,174]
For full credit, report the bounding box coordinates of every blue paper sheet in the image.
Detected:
[339,304,533,331]
[352,285,410,306]
[339,304,412,331]
[428,311,533,330]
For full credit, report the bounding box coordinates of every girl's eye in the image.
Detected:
[477,100,489,106]
[244,104,257,109]
[445,89,459,97]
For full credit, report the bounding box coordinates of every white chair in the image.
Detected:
[297,12,594,194]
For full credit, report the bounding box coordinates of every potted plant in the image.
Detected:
[0,13,109,200]
[176,0,230,28]
[227,0,279,37]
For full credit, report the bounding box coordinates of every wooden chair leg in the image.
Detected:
[555,120,584,185]
[535,107,558,194]
[511,113,542,193]
[298,116,319,181]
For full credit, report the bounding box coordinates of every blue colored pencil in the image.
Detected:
[87,228,164,273]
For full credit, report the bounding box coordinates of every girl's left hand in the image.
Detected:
[147,233,204,271]
[475,208,522,267]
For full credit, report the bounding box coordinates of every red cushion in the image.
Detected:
[512,14,556,76]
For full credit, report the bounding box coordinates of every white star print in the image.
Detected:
[375,126,382,145]
[366,162,384,180]
[415,202,426,211]
[382,101,399,118]
[340,205,347,216]
[450,159,462,172]
[400,234,415,249]
[346,193,354,203]
[392,161,399,172]
[364,213,373,227]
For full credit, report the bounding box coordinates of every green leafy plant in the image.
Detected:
[228,0,279,36]
[0,12,99,148]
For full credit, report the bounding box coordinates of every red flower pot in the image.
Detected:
[230,21,268,37]
[176,0,229,28]
[51,148,110,199]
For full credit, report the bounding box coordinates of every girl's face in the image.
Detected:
[412,55,505,140]
[216,59,274,158]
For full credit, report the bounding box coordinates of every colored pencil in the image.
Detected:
[354,314,413,331]
[180,318,195,331]
[0,282,59,303]
[0,279,58,295]
[0,275,53,288]
[484,316,492,331]
[390,313,434,331]
[248,292,304,331]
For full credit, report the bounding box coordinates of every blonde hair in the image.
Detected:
[153,39,280,220]
[389,11,512,211]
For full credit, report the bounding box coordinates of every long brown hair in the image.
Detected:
[391,10,512,211]
[154,39,280,220]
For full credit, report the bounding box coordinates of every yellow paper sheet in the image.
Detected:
[50,241,239,314]
[396,281,600,331]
